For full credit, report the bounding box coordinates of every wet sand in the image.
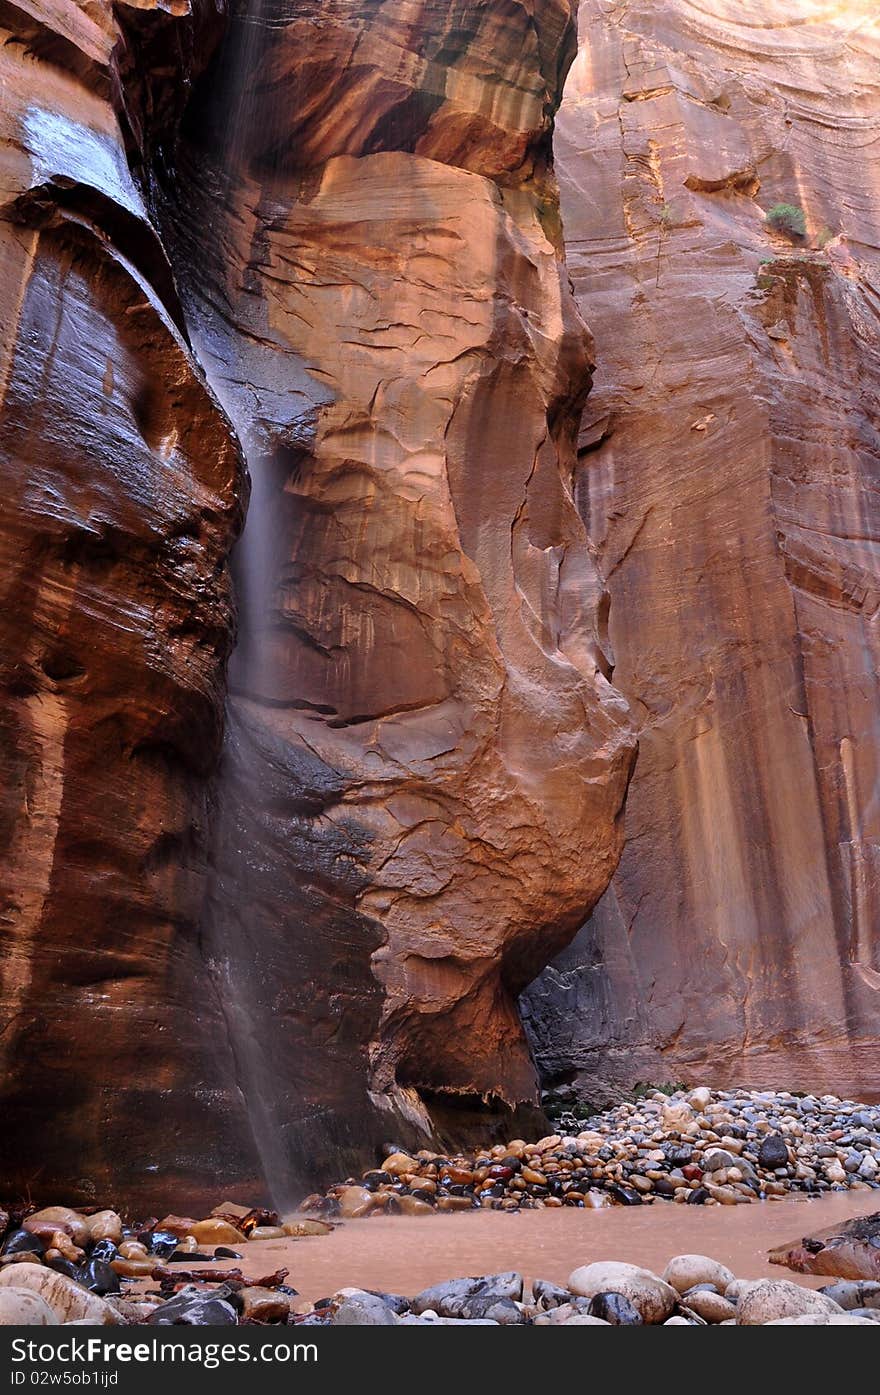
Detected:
[218,1192,877,1299]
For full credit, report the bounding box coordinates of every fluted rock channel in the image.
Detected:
[0,0,634,1205]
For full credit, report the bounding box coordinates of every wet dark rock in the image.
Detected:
[588,1291,643,1325]
[215,1248,241,1260]
[147,1284,238,1326]
[607,1184,643,1206]
[146,1232,181,1259]
[89,1241,119,1265]
[44,1257,81,1281]
[687,1187,710,1205]
[77,1259,120,1296]
[758,1135,790,1170]
[1,1230,43,1257]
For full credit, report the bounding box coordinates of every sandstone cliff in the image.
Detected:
[525,0,880,1106]
[0,0,634,1204]
[0,0,252,1200]
[165,0,634,1197]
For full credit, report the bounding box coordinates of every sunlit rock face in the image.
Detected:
[525,0,880,1105]
[0,0,249,1203]
[164,0,634,1189]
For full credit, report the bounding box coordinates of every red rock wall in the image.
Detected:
[0,0,634,1204]
[525,0,880,1104]
[0,0,259,1202]
[164,0,634,1195]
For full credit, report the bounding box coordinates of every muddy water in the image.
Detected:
[225,1193,876,1299]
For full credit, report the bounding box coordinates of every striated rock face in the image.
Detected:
[165,0,634,1195]
[0,0,249,1203]
[0,0,633,1204]
[525,0,880,1105]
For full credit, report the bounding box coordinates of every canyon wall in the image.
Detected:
[525,0,880,1106]
[0,0,634,1204]
[166,0,634,1198]
[0,0,257,1201]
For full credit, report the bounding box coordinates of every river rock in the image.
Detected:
[765,1314,877,1325]
[736,1280,844,1325]
[381,1153,416,1177]
[77,1259,120,1297]
[0,1267,116,1324]
[337,1187,375,1220]
[411,1273,523,1318]
[820,1281,880,1310]
[568,1263,676,1323]
[283,1221,334,1238]
[532,1279,575,1310]
[758,1135,790,1169]
[146,1285,238,1326]
[682,1290,737,1323]
[332,1293,398,1326]
[769,1209,880,1280]
[1,1229,44,1258]
[86,1212,123,1245]
[662,1254,735,1294]
[558,1314,612,1325]
[0,1289,59,1325]
[588,1292,642,1325]
[157,1217,200,1239]
[189,1219,248,1247]
[24,1209,89,1249]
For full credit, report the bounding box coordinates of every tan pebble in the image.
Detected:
[382,1152,415,1177]
[118,1241,149,1261]
[24,1209,90,1249]
[240,1287,291,1323]
[282,1220,333,1238]
[397,1196,433,1217]
[249,1226,286,1240]
[48,1233,83,1264]
[522,1167,546,1186]
[337,1187,374,1220]
[157,1215,200,1238]
[436,1196,474,1212]
[190,1219,248,1246]
[110,1259,155,1278]
[535,1135,562,1153]
[209,1200,252,1220]
[439,1166,474,1185]
[407,1177,436,1194]
[87,1211,123,1245]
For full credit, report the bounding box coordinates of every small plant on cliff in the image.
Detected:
[766,202,807,239]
